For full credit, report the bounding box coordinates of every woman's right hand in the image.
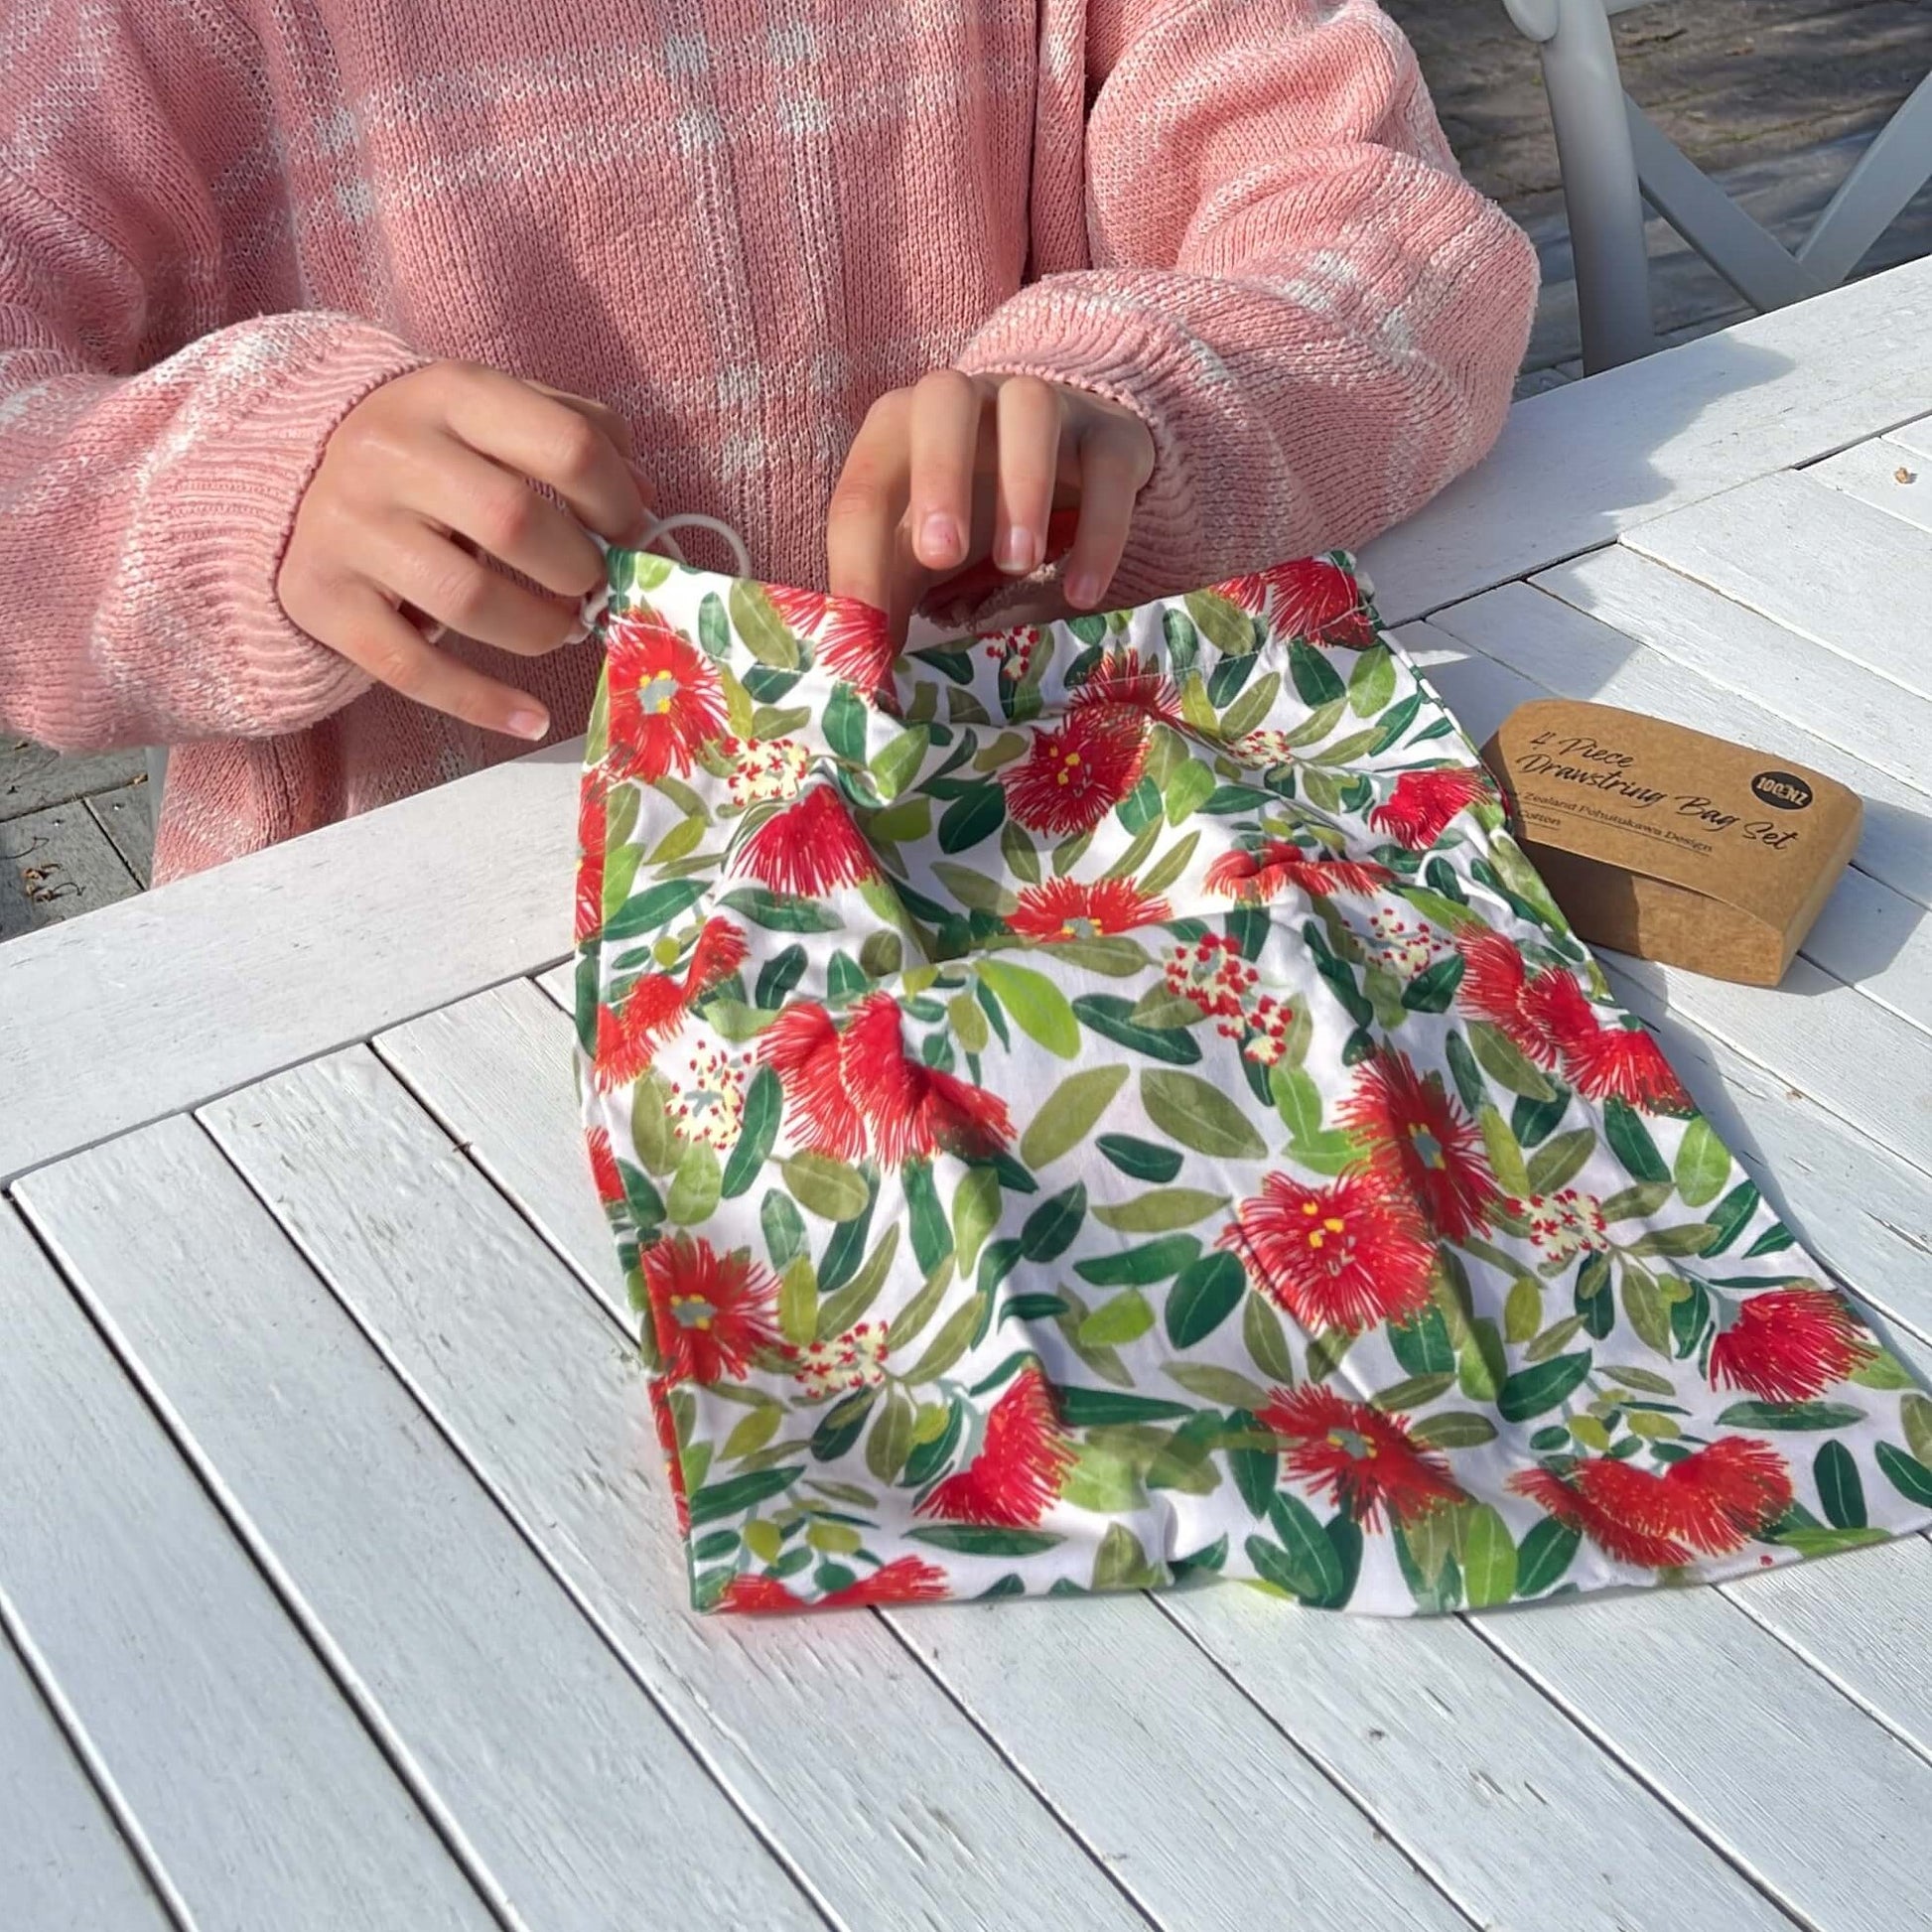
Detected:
[278,361,650,741]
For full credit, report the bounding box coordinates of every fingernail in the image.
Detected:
[919,512,960,565]
[508,706,550,741]
[997,526,1039,573]
[1064,569,1103,610]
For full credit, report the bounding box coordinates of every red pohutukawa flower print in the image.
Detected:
[763,584,898,692]
[1257,1384,1465,1528]
[1338,1049,1501,1242]
[576,776,609,942]
[585,1127,624,1207]
[594,917,749,1090]
[1368,765,1493,849]
[642,1233,781,1387]
[648,1381,691,1537]
[1709,1286,1876,1402]
[760,995,1013,1167]
[1204,840,1394,902]
[1002,706,1149,836]
[1456,931,1692,1112]
[916,1366,1073,1527]
[1007,876,1171,940]
[1509,1438,1793,1569]
[604,610,728,782]
[1222,555,1375,648]
[721,1557,950,1614]
[1070,648,1183,728]
[735,782,876,896]
[1221,1169,1436,1334]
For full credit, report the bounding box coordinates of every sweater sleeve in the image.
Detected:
[956,0,1538,602]
[0,5,426,753]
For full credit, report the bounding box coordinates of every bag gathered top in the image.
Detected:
[571,541,1932,1615]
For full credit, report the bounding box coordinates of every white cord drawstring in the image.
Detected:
[569,515,754,642]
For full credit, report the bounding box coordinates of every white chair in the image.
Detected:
[1504,0,1932,370]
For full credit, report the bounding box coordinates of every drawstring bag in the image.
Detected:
[571,542,1932,1614]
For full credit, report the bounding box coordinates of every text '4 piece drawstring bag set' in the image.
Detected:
[569,542,1932,1617]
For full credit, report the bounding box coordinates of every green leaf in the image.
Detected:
[1080,1290,1156,1347]
[781,1151,870,1222]
[1093,1187,1230,1234]
[900,1291,989,1383]
[1241,1293,1296,1386]
[815,1225,899,1340]
[938,782,1006,854]
[1599,1180,1676,1222]
[1409,1411,1498,1449]
[1054,1386,1193,1428]
[1458,1503,1519,1608]
[1773,1525,1894,1557]
[1265,1490,1347,1603]
[1099,1134,1183,1182]
[1073,994,1203,1063]
[823,679,869,763]
[870,725,929,800]
[754,944,808,1010]
[865,1386,916,1483]
[1288,638,1346,707]
[688,1465,801,1526]
[602,876,709,940]
[1702,1180,1761,1256]
[750,703,811,741]
[1478,1104,1533,1198]
[1496,1350,1593,1423]
[1009,1184,1080,1266]
[1182,589,1254,656]
[1504,1273,1544,1344]
[719,887,843,932]
[1163,759,1218,826]
[722,1403,781,1463]
[1903,1393,1932,1467]
[1217,671,1283,748]
[1347,642,1397,718]
[1849,1350,1914,1391]
[1074,1233,1201,1288]
[1091,1523,1165,1591]
[761,1188,806,1269]
[666,1140,721,1225]
[904,1159,953,1275]
[809,1384,879,1461]
[1515,1517,1582,1597]
[778,1253,818,1346]
[1814,1440,1866,1530]
[728,579,800,668]
[1445,1031,1487,1114]
[930,861,1017,916]
[1603,1096,1671,1182]
[1166,1251,1248,1347]
[1457,1315,1509,1402]
[1527,1128,1595,1197]
[952,1166,1002,1276]
[1141,1069,1269,1160]
[1874,1441,1932,1507]
[1389,1304,1456,1377]
[719,1064,781,1197]
[1371,1371,1456,1412]
[1401,953,1466,1014]
[1466,1021,1558,1100]
[1167,1364,1274,1408]
[911,1526,1062,1558]
[1270,1063,1324,1142]
[1624,1224,1721,1258]
[1021,1065,1129,1169]
[1714,1400,1868,1431]
[1672,1115,1730,1207]
[976,959,1080,1058]
[630,1070,679,1175]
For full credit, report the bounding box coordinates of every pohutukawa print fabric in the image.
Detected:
[572,547,1932,1615]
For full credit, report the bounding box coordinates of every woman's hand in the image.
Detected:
[827,372,1155,638]
[278,362,650,740]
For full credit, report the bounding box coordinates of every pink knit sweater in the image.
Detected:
[0,0,1535,882]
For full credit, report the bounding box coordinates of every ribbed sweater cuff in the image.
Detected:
[169,319,429,735]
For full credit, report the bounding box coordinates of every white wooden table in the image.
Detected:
[5,258,1932,1932]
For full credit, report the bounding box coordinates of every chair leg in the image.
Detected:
[1532,0,1658,371]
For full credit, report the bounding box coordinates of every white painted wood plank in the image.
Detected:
[535,959,577,1009]
[1361,253,1932,623]
[1879,414,1932,463]
[1473,1580,1932,1932]
[199,1045,1145,1932]
[0,741,581,1184]
[0,1626,170,1932]
[368,981,1799,1932]
[13,1124,821,1932]
[0,1203,491,1932]
[1156,1591,1799,1932]
[375,980,630,1330]
[1623,470,1932,707]
[1808,437,1932,536]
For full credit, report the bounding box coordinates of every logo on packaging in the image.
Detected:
[1751,769,1813,811]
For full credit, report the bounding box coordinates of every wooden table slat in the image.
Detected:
[0,1205,493,1932]
[13,1124,825,1932]
[1809,438,1932,536]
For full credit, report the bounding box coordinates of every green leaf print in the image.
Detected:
[1021,1183,1088,1263]
[1074,1234,1202,1288]
[1288,638,1346,707]
[939,782,1007,853]
[815,1225,898,1340]
[1098,1134,1185,1182]
[870,724,929,800]
[1874,1442,1932,1507]
[912,1526,1063,1558]
[951,1167,1001,1276]
[688,1465,803,1526]
[904,1160,954,1275]
[727,580,800,668]
[780,1152,870,1222]
[1080,1291,1157,1348]
[1672,1115,1729,1207]
[1074,994,1203,1064]
[1021,1065,1130,1169]
[1457,1504,1519,1608]
[603,877,709,940]
[1526,1128,1595,1197]
[1904,1394,1932,1467]
[1400,953,1465,1013]
[1603,1097,1671,1182]
[1165,1252,1248,1347]
[719,887,844,932]
[977,959,1080,1058]
[1813,1440,1867,1529]
[719,1065,781,1198]
[1496,1351,1593,1422]
[1715,1400,1868,1431]
[1182,589,1253,656]
[1466,1021,1558,1100]
[1093,1188,1230,1234]
[1141,1069,1269,1160]
[1263,1491,1348,1604]
[1515,1518,1582,1598]
[667,1141,722,1225]
[1388,1305,1456,1377]
[1242,1294,1297,1386]
[1346,642,1397,718]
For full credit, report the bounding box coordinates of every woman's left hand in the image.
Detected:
[826,371,1155,638]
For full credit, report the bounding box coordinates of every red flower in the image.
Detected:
[576,776,609,942]
[916,1366,1073,1527]
[760,994,1013,1168]
[1709,1286,1876,1402]
[1368,766,1492,849]
[604,609,728,782]
[719,1556,951,1615]
[1509,1437,1793,1569]
[1070,648,1182,728]
[1008,875,1170,940]
[586,1126,625,1206]
[1002,706,1149,837]
[1338,1049,1500,1242]
[764,584,898,692]
[594,917,749,1090]
[1455,928,1553,1064]
[735,783,877,897]
[642,1233,780,1386]
[1220,1169,1436,1334]
[1204,841,1393,902]
[1256,1383,1464,1528]
[1222,555,1374,648]
[719,1574,801,1613]
[648,1378,691,1536]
